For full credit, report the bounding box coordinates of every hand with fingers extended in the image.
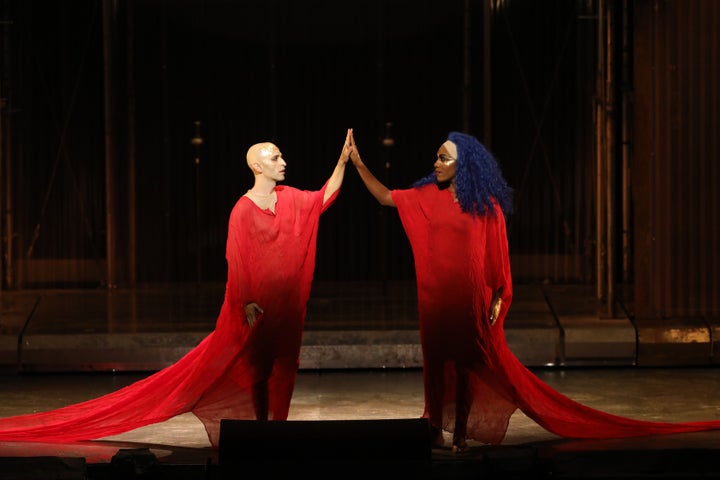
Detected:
[347,129,364,168]
[340,128,354,165]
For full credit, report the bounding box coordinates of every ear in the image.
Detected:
[251,162,262,174]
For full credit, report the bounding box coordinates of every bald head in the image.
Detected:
[246,142,280,172]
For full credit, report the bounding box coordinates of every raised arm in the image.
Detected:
[323,128,353,205]
[348,130,396,207]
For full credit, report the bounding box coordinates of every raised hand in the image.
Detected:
[340,128,354,164]
[348,129,364,167]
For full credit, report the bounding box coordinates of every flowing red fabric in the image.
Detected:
[0,184,336,446]
[392,184,720,444]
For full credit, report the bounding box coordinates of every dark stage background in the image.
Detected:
[1,0,719,325]
[2,0,596,285]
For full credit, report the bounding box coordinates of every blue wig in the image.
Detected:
[412,132,514,217]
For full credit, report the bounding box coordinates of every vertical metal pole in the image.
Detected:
[377,1,390,297]
[0,17,4,293]
[161,0,171,283]
[127,0,137,287]
[0,14,11,290]
[268,0,278,138]
[102,0,116,288]
[621,0,631,284]
[462,0,471,132]
[605,1,616,318]
[483,0,491,145]
[596,0,606,304]
[192,121,203,283]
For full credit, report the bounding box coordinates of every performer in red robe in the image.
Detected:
[349,129,720,452]
[0,130,354,447]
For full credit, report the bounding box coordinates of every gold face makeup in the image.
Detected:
[434,143,457,184]
[437,154,456,165]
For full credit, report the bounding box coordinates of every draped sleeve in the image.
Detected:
[0,181,336,447]
[392,184,720,444]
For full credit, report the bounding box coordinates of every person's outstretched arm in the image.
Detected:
[348,130,396,207]
[323,128,353,205]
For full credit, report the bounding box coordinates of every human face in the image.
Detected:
[434,145,456,183]
[257,144,287,182]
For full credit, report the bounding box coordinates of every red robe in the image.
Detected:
[392,183,720,444]
[0,183,336,447]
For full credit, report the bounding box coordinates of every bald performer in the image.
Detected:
[225,131,352,422]
[0,129,353,447]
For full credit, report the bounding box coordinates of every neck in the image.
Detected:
[448,182,458,202]
[248,188,274,197]
[248,179,276,197]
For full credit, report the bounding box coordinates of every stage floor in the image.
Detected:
[1,367,719,479]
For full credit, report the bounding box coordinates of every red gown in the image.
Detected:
[0,183,336,447]
[392,183,720,444]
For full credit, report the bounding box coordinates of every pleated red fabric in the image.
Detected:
[392,184,720,444]
[0,184,336,446]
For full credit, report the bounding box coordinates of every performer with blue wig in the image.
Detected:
[349,129,720,453]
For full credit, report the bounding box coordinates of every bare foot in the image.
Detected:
[430,425,444,447]
[451,436,467,453]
